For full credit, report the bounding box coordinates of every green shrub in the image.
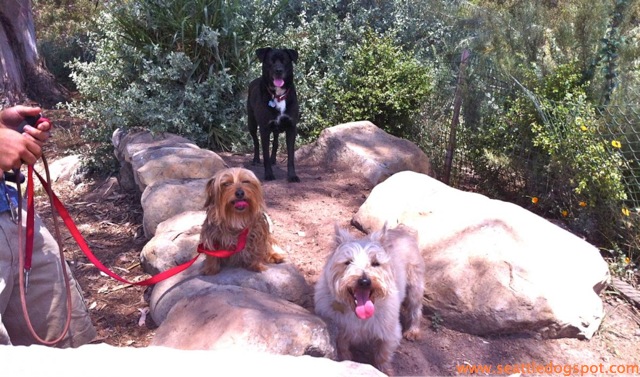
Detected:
[66,1,288,170]
[324,30,433,139]
[463,61,629,246]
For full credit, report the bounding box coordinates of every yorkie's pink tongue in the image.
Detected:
[354,289,374,319]
[234,200,248,210]
[273,79,284,88]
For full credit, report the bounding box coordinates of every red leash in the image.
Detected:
[18,159,73,346]
[31,169,249,285]
[15,115,251,345]
[17,159,249,344]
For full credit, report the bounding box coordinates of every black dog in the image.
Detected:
[247,47,300,182]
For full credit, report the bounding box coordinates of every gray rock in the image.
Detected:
[140,211,206,274]
[132,146,227,192]
[149,262,312,325]
[112,129,197,192]
[43,154,82,183]
[296,121,432,185]
[141,178,208,238]
[352,171,610,339]
[151,285,333,358]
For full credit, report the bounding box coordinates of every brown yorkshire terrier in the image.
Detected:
[199,167,284,275]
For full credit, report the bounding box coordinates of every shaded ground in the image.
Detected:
[35,110,640,376]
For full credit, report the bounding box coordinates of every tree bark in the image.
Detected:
[0,0,67,107]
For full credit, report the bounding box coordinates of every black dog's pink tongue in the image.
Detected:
[273,79,284,88]
[354,288,374,319]
[234,200,248,210]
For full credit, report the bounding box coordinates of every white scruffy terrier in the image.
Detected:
[314,224,425,375]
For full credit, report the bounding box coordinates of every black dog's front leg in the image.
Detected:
[261,123,276,181]
[278,115,299,182]
[270,126,279,165]
[285,125,299,182]
[248,107,261,166]
[251,132,261,166]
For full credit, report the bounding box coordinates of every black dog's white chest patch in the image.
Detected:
[269,98,286,114]
[268,88,287,114]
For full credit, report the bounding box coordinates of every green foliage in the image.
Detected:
[266,1,439,142]
[323,30,433,139]
[530,96,627,210]
[35,0,640,272]
[66,1,288,170]
[463,60,630,248]
[33,0,102,89]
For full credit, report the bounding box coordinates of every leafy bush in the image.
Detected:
[261,0,448,143]
[66,1,287,170]
[324,30,433,139]
[462,61,629,246]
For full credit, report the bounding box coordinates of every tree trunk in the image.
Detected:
[0,0,67,107]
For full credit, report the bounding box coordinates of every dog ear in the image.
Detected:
[256,48,272,62]
[203,176,217,209]
[334,224,353,245]
[369,221,389,244]
[285,49,298,63]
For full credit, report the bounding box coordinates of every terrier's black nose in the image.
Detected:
[357,276,371,288]
[235,188,245,199]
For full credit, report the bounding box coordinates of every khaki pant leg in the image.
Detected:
[0,212,16,345]
[0,209,96,348]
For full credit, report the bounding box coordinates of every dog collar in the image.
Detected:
[268,88,289,103]
[197,228,249,258]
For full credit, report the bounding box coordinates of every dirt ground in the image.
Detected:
[35,110,640,376]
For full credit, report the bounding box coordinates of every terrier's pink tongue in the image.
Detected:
[355,289,374,319]
[234,200,248,210]
[273,79,284,88]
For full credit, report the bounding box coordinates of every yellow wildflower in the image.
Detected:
[580,125,588,131]
[531,197,539,204]
[579,201,587,207]
[621,207,630,217]
[561,210,568,217]
[611,140,622,148]
[624,257,631,265]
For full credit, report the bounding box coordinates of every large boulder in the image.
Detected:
[151,285,333,358]
[352,171,610,339]
[132,146,227,192]
[141,178,208,238]
[295,121,432,185]
[2,344,384,377]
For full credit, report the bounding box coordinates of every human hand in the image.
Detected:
[0,106,53,170]
[0,105,52,143]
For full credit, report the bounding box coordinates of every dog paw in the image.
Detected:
[268,252,285,264]
[247,263,268,272]
[287,175,300,183]
[402,328,421,341]
[202,265,220,276]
